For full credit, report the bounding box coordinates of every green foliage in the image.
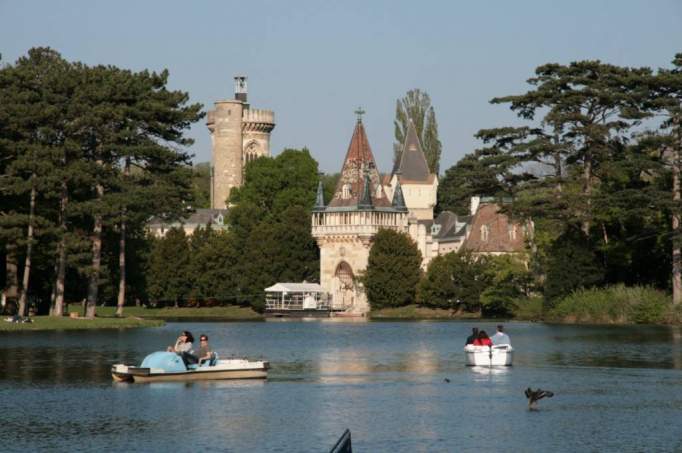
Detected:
[543,228,604,307]
[190,162,211,209]
[547,285,671,324]
[146,228,190,305]
[480,255,532,317]
[417,251,492,312]
[362,229,422,310]
[393,89,442,174]
[223,148,322,310]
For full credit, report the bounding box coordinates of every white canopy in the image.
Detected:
[264,282,325,293]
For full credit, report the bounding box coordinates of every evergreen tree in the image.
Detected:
[393,89,442,174]
[361,229,422,310]
[146,228,190,306]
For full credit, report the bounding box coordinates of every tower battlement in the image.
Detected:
[207,77,275,209]
[242,108,275,132]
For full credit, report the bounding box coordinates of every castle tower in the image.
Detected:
[206,76,275,209]
[312,113,408,315]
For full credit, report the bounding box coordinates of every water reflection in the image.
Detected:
[3,322,682,452]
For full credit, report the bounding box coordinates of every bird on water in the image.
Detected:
[524,388,554,410]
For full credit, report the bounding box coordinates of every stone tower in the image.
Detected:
[206,76,275,209]
[312,115,409,315]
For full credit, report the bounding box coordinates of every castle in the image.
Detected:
[312,114,528,314]
[206,76,275,209]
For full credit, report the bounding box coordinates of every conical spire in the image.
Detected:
[396,118,431,182]
[329,117,390,208]
[313,179,325,211]
[391,175,408,211]
[357,170,374,209]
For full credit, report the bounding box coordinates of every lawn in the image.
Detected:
[96,305,263,320]
[0,315,164,332]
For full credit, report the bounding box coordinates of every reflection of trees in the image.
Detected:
[672,326,682,370]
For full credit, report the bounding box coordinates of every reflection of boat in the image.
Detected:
[464,344,513,367]
[112,351,269,383]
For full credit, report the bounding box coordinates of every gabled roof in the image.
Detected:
[395,119,431,182]
[328,120,391,208]
[461,203,526,253]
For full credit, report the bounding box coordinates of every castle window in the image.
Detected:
[508,224,517,240]
[431,224,441,235]
[342,184,351,199]
[481,225,489,241]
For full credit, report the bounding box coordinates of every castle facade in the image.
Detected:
[312,115,529,315]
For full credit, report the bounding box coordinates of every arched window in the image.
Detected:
[481,225,489,241]
[342,184,351,199]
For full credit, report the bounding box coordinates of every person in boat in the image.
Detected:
[167,331,198,366]
[491,324,511,345]
[197,334,216,366]
[465,327,479,345]
[473,330,493,346]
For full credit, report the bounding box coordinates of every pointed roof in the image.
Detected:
[313,180,325,211]
[391,178,408,211]
[395,119,431,182]
[329,119,391,208]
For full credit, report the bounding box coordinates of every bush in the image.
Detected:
[362,229,422,309]
[547,285,671,324]
[511,296,544,320]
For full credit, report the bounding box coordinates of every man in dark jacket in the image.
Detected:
[465,327,479,345]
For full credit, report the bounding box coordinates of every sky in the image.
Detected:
[1,1,682,174]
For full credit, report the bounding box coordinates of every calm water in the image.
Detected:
[2,321,682,452]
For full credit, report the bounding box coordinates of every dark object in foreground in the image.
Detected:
[443,378,450,383]
[329,429,352,453]
[525,387,554,410]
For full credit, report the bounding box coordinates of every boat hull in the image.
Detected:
[112,360,269,383]
[464,345,513,367]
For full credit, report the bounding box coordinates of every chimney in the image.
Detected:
[234,75,247,103]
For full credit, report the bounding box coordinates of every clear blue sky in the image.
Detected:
[1,1,681,174]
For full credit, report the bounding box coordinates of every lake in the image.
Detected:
[2,321,682,452]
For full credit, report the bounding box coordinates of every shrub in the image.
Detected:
[547,284,671,324]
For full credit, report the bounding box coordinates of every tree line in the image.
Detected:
[367,55,682,318]
[0,48,202,318]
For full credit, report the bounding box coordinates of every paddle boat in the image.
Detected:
[464,344,513,367]
[112,351,269,383]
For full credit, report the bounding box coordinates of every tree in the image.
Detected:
[492,61,651,235]
[146,228,190,306]
[393,89,442,174]
[543,227,604,307]
[225,148,322,309]
[417,251,492,313]
[480,255,533,317]
[361,229,422,310]
[71,64,202,317]
[0,48,75,316]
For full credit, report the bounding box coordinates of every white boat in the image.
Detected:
[112,351,269,383]
[464,344,513,367]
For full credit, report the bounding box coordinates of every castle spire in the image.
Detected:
[395,118,431,181]
[328,118,390,208]
[391,173,408,211]
[313,179,325,211]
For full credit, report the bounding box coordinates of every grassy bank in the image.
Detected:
[542,285,681,325]
[0,315,164,332]
[370,304,480,320]
[96,305,263,320]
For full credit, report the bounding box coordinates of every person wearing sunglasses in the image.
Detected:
[197,335,216,366]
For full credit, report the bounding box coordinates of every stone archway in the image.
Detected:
[334,261,355,310]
